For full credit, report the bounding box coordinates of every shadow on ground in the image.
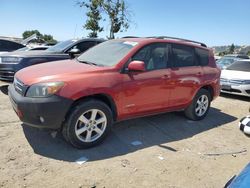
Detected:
[0,85,9,95]
[22,107,237,162]
[220,93,250,102]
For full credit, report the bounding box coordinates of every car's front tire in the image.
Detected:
[184,89,211,121]
[62,99,113,149]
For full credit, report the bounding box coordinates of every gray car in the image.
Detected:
[0,38,105,82]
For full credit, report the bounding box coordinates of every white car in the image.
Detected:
[220,60,250,97]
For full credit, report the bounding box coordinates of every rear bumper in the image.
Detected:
[8,84,73,129]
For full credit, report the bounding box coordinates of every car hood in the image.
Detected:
[15,59,109,85]
[221,70,250,80]
[0,50,63,57]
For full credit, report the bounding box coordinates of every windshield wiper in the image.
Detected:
[77,59,103,66]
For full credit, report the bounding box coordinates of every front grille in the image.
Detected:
[0,70,15,81]
[13,78,27,96]
[220,78,244,85]
[246,90,250,94]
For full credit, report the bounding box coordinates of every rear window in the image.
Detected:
[196,48,209,66]
[226,61,250,72]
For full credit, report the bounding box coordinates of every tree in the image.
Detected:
[101,0,130,39]
[79,0,131,39]
[22,30,42,39]
[22,30,57,43]
[80,0,103,38]
[247,51,250,56]
[229,43,235,54]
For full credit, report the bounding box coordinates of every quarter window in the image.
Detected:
[172,44,196,67]
[196,48,209,66]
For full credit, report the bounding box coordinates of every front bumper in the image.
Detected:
[220,82,250,97]
[8,84,73,129]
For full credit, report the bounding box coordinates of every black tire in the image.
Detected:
[62,99,113,149]
[184,89,211,121]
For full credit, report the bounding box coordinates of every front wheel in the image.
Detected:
[62,100,113,149]
[184,89,211,121]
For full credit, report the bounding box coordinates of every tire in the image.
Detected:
[184,89,211,121]
[62,99,113,149]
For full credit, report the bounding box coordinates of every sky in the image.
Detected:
[0,0,249,46]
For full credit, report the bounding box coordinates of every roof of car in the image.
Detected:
[119,37,208,49]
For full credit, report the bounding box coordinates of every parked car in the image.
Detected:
[224,163,250,188]
[217,54,249,69]
[16,46,50,51]
[8,37,221,148]
[0,38,104,81]
[0,39,25,54]
[220,60,250,97]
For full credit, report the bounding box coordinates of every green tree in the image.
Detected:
[42,34,57,43]
[229,43,235,54]
[101,0,130,39]
[22,30,42,39]
[80,0,103,38]
[79,0,131,39]
[22,30,57,43]
[247,51,250,56]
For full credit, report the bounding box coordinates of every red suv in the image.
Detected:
[8,37,221,148]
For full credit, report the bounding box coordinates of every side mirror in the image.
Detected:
[128,61,146,72]
[68,48,80,59]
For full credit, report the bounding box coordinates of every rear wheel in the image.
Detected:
[62,100,113,149]
[185,89,211,120]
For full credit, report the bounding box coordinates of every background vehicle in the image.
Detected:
[224,162,250,188]
[9,37,220,148]
[16,46,50,51]
[0,38,105,81]
[217,54,249,69]
[220,60,250,97]
[0,39,25,54]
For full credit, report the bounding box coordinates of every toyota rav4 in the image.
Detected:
[8,37,221,148]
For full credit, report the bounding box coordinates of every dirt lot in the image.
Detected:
[0,81,249,188]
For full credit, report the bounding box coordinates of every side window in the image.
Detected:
[172,44,196,67]
[196,48,209,66]
[132,43,169,71]
[73,41,96,53]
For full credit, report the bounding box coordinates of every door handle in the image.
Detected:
[196,72,202,76]
[161,75,170,79]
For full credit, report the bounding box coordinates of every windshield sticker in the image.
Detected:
[123,41,138,46]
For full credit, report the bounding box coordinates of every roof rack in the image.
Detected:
[122,36,140,38]
[148,36,207,47]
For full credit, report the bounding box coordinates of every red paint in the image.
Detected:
[15,38,221,121]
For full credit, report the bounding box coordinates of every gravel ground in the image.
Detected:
[0,81,249,188]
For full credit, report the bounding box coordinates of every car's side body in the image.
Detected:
[9,38,221,131]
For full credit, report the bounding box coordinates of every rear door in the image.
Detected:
[121,43,172,116]
[168,44,203,107]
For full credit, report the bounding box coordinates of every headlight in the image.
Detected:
[26,82,64,98]
[1,56,23,63]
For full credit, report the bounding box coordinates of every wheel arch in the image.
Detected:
[200,85,214,100]
[65,93,118,122]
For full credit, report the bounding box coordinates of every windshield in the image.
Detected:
[226,61,250,72]
[77,40,137,66]
[216,57,239,68]
[46,40,76,52]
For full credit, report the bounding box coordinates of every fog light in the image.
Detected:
[40,117,45,123]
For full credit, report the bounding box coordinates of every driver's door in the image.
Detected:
[121,43,172,117]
